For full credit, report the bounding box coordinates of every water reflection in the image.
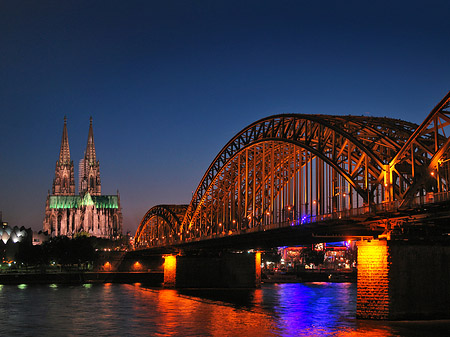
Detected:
[131,287,278,336]
[270,283,356,335]
[175,283,358,336]
[0,283,448,336]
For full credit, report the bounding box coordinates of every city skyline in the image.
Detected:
[1,1,450,234]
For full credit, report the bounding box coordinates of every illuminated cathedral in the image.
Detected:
[43,117,122,239]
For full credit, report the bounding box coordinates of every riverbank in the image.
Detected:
[0,270,355,286]
[0,271,164,285]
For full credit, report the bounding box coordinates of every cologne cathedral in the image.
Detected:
[43,117,122,239]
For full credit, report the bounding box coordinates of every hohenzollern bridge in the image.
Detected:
[135,91,450,249]
[132,91,450,320]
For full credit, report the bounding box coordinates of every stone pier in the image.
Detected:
[163,252,261,288]
[356,239,450,320]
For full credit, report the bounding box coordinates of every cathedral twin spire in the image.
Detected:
[79,117,101,196]
[58,116,71,165]
[52,116,75,195]
[85,117,97,165]
[52,117,101,196]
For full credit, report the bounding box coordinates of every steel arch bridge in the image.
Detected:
[135,91,450,249]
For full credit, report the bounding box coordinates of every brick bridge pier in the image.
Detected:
[163,251,261,288]
[356,239,450,320]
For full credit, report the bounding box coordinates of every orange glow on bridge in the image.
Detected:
[163,255,177,287]
[255,251,262,286]
[356,240,389,319]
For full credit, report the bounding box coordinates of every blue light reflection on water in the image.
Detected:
[267,282,356,336]
[0,282,449,336]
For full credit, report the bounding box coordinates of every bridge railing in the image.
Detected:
[410,190,450,206]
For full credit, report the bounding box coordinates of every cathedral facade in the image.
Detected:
[43,117,122,239]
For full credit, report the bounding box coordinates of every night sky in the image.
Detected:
[1,1,450,234]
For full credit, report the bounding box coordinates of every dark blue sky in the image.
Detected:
[1,0,450,234]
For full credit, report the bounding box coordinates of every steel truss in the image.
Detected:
[389,91,450,206]
[135,205,187,247]
[135,91,450,248]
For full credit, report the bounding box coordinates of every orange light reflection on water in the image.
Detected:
[125,283,417,337]
[127,285,278,336]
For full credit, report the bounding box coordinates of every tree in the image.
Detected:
[15,243,46,268]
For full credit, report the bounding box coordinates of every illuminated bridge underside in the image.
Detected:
[135,92,450,249]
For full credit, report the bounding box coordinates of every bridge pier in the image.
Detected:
[163,252,261,288]
[356,239,450,320]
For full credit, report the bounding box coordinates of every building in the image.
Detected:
[0,213,33,261]
[43,117,122,239]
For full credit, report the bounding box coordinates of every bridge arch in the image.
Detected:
[181,114,418,238]
[135,204,188,248]
[135,93,450,248]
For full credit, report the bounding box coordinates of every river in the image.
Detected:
[0,282,449,336]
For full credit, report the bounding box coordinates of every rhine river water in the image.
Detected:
[0,282,449,336]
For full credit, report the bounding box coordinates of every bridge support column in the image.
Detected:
[163,252,261,288]
[356,239,450,320]
[163,255,177,288]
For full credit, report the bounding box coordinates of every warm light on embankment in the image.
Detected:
[132,261,142,271]
[104,261,111,271]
